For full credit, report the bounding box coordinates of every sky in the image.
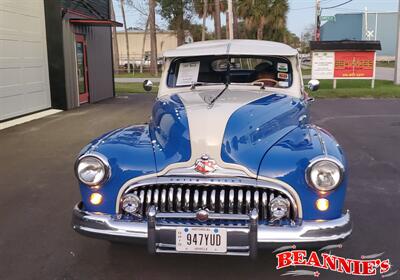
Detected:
[113,0,399,37]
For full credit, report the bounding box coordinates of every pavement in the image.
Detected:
[0,95,400,279]
[115,67,395,83]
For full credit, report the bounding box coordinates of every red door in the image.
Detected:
[75,34,89,104]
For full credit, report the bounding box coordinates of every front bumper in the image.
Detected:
[72,202,352,257]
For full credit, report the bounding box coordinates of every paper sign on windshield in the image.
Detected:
[176,61,200,86]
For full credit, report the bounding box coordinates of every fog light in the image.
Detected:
[121,194,141,214]
[90,193,103,205]
[269,196,290,221]
[316,198,329,211]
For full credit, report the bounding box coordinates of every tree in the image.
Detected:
[237,0,288,40]
[194,0,226,40]
[149,0,157,75]
[110,0,120,74]
[157,0,193,46]
[214,0,222,39]
[201,0,208,41]
[120,0,131,73]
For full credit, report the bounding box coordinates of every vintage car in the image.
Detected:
[72,40,352,257]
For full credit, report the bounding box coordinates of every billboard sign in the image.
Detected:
[312,51,376,80]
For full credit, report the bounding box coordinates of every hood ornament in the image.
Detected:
[194,155,216,174]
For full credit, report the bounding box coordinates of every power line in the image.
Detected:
[321,0,353,10]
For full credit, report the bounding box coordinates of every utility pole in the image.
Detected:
[315,0,321,41]
[395,0,400,84]
[227,0,234,39]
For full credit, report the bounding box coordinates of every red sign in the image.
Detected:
[334,51,375,78]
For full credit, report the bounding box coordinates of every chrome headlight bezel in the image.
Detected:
[75,153,111,187]
[306,157,344,192]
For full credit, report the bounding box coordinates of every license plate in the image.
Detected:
[176,227,227,253]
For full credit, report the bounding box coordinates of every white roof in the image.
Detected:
[163,39,298,58]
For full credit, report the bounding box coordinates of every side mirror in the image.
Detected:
[143,80,153,92]
[307,79,320,92]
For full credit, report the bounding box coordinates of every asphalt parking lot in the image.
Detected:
[0,94,399,279]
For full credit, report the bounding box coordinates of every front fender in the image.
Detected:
[257,125,348,221]
[78,125,157,214]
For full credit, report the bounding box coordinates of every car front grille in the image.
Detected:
[123,183,294,222]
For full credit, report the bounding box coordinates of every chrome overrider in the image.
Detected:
[72,177,352,258]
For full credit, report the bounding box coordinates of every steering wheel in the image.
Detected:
[252,78,279,87]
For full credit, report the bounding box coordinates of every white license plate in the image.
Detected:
[176,227,227,253]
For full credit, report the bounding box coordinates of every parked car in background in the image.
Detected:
[72,40,352,258]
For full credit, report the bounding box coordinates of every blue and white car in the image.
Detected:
[72,40,352,257]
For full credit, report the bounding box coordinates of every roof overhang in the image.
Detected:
[69,19,123,27]
[163,39,298,58]
[310,40,382,51]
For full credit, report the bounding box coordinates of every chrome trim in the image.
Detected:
[201,190,207,208]
[168,187,174,212]
[193,190,199,209]
[160,189,166,212]
[74,152,111,187]
[261,192,268,219]
[254,190,259,210]
[219,189,225,212]
[229,189,234,214]
[184,189,190,211]
[245,190,251,213]
[238,189,243,212]
[305,156,345,192]
[121,176,302,220]
[176,188,182,212]
[72,203,352,249]
[210,189,216,211]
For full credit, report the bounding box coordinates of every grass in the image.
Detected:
[376,61,395,68]
[306,79,400,98]
[115,72,161,78]
[115,79,400,98]
[115,82,159,94]
[301,68,311,76]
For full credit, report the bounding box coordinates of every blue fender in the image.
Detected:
[78,125,157,214]
[149,94,191,172]
[257,125,348,220]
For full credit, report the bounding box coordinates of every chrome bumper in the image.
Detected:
[72,202,352,257]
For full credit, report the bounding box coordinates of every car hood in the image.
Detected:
[150,88,306,174]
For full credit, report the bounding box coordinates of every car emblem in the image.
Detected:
[194,155,216,174]
[196,209,209,222]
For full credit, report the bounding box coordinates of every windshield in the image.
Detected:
[167,55,293,89]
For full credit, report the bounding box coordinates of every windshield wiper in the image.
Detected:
[208,59,231,108]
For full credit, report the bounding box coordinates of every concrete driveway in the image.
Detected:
[0,95,399,279]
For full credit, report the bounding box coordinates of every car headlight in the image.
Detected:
[75,154,110,187]
[306,158,344,191]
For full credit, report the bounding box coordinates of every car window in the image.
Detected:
[167,55,293,89]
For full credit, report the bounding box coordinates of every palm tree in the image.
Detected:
[214,0,222,39]
[149,0,158,75]
[120,0,131,73]
[201,0,208,41]
[237,0,288,40]
[194,0,226,39]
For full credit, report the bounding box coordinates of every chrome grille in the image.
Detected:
[123,184,294,222]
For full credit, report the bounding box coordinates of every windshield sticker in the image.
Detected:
[176,61,200,86]
[278,81,289,87]
[277,63,288,72]
[278,72,289,80]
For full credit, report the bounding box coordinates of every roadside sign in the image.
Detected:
[312,51,376,80]
[321,16,336,22]
[312,52,335,79]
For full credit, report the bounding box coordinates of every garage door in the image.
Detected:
[0,0,51,121]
